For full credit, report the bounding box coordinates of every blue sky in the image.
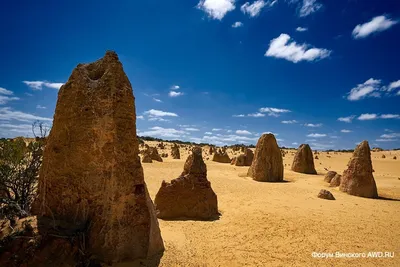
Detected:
[0,0,399,150]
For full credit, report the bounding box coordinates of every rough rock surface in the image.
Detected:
[171,143,180,159]
[154,147,218,220]
[234,154,246,166]
[247,134,283,182]
[142,153,153,163]
[233,149,253,167]
[339,141,378,198]
[324,171,337,183]
[244,148,254,166]
[291,144,317,174]
[317,189,335,200]
[329,174,342,187]
[212,150,231,163]
[148,147,163,162]
[33,51,164,263]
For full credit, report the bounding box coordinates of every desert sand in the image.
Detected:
[140,141,400,267]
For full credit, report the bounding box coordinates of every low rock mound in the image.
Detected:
[329,174,341,187]
[142,153,153,163]
[324,171,337,183]
[148,147,163,162]
[212,149,231,163]
[154,147,218,220]
[339,141,378,198]
[317,189,335,200]
[247,134,283,182]
[291,144,317,174]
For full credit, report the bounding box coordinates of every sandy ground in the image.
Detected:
[140,141,400,267]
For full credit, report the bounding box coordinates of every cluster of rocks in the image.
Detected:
[0,52,164,265]
[154,147,218,220]
[324,171,342,187]
[142,147,163,163]
[231,148,254,166]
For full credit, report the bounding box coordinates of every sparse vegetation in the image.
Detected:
[0,121,49,221]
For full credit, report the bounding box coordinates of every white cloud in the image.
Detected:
[233,114,245,117]
[0,87,13,95]
[144,109,178,117]
[357,113,377,120]
[0,96,19,105]
[305,123,322,127]
[232,21,243,28]
[212,128,222,131]
[241,0,267,17]
[265,33,331,63]
[376,138,398,142]
[292,142,298,145]
[236,130,252,135]
[139,126,186,138]
[170,85,180,90]
[388,80,400,91]
[23,81,64,90]
[259,107,291,116]
[36,105,46,109]
[337,115,355,123]
[296,27,308,32]
[380,114,399,119]
[310,142,334,150]
[197,0,235,20]
[0,88,19,105]
[169,91,184,97]
[148,117,169,122]
[184,127,200,131]
[281,120,297,124]
[299,0,322,17]
[341,129,352,133]
[0,123,37,137]
[137,115,144,120]
[0,107,52,122]
[153,98,163,102]
[205,132,212,135]
[380,133,400,139]
[346,78,382,101]
[352,15,398,39]
[247,112,265,117]
[307,133,326,138]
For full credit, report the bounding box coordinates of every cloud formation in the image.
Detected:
[0,87,19,105]
[265,33,331,63]
[23,81,64,90]
[197,0,235,20]
[241,1,268,17]
[352,15,398,39]
[232,21,243,28]
[281,120,297,124]
[299,0,322,17]
[337,115,355,123]
[169,91,184,97]
[259,107,291,117]
[0,107,52,122]
[307,133,326,138]
[296,27,308,32]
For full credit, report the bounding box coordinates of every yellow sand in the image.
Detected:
[142,142,400,267]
